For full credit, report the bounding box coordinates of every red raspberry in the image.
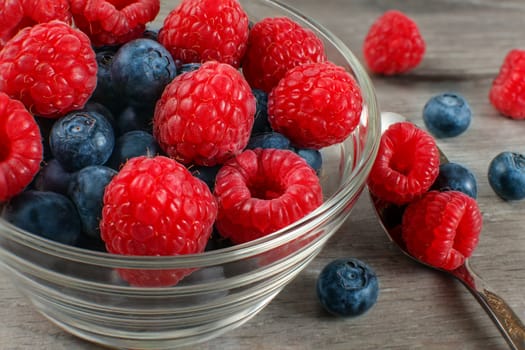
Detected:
[489,49,525,119]
[363,10,425,75]
[0,20,97,118]
[70,0,160,46]
[268,61,363,149]
[214,148,323,244]
[0,0,72,49]
[367,122,440,205]
[241,17,327,93]
[402,190,482,271]
[0,92,43,202]
[153,61,256,166]
[158,0,249,68]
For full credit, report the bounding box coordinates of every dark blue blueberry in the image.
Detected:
[488,151,525,201]
[91,48,123,113]
[35,116,56,160]
[82,101,117,130]
[143,28,159,41]
[2,190,82,245]
[251,89,272,135]
[191,164,222,191]
[316,258,379,317]
[422,92,472,138]
[246,132,291,150]
[49,111,115,171]
[106,130,162,170]
[432,162,478,199]
[115,105,154,136]
[178,63,202,75]
[68,165,117,239]
[111,38,177,108]
[295,148,323,173]
[33,159,76,195]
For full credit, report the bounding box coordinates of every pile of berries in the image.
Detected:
[0,0,366,286]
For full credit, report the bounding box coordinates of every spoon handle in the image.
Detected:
[453,260,525,350]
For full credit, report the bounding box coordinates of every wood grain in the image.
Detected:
[2,1,525,349]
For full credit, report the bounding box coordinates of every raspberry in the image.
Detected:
[268,61,363,149]
[70,0,160,47]
[153,61,256,166]
[402,190,482,271]
[214,148,323,244]
[489,49,525,119]
[0,92,43,202]
[158,0,249,68]
[0,0,72,49]
[367,122,440,205]
[0,20,97,118]
[363,10,425,75]
[241,17,327,93]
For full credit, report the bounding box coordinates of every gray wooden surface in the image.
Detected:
[2,0,525,349]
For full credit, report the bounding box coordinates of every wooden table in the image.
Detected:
[2,0,525,349]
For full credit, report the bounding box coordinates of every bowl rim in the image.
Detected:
[0,0,381,270]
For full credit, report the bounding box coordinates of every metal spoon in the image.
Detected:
[371,112,525,350]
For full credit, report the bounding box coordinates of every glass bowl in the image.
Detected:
[0,0,380,349]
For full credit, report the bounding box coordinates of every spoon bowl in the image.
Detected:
[371,112,525,350]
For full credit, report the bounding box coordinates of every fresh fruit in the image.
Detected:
[115,105,154,135]
[100,155,218,256]
[90,47,121,112]
[489,49,525,119]
[363,10,425,75]
[251,88,272,135]
[0,92,43,202]
[268,61,363,149]
[70,0,160,46]
[33,158,75,195]
[190,164,222,192]
[294,148,322,174]
[488,151,525,201]
[432,162,478,199]
[367,122,440,205]
[111,38,177,108]
[49,110,115,171]
[0,20,97,118]
[2,190,82,245]
[106,130,162,170]
[423,92,472,138]
[153,61,256,166]
[242,16,327,93]
[246,132,291,150]
[401,190,482,271]
[316,258,379,317]
[68,165,117,239]
[158,0,249,68]
[214,148,323,244]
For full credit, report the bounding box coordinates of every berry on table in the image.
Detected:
[0,20,97,118]
[431,162,478,199]
[402,190,482,271]
[0,92,43,202]
[214,148,323,244]
[316,258,379,317]
[488,151,525,201]
[158,0,249,68]
[153,61,256,166]
[367,122,440,205]
[423,92,472,138]
[268,61,363,149]
[363,10,425,75]
[49,110,115,171]
[70,0,160,47]
[489,49,525,119]
[241,16,327,93]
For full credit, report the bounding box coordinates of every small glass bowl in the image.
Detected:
[0,0,380,349]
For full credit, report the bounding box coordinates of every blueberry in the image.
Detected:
[33,159,76,195]
[488,151,525,201]
[431,162,478,198]
[143,28,159,41]
[49,110,115,171]
[111,38,177,108]
[422,92,472,138]
[2,190,82,245]
[316,258,379,317]
[115,105,154,136]
[251,89,272,135]
[191,164,222,191]
[295,148,323,173]
[246,132,291,150]
[91,47,122,113]
[178,63,202,75]
[106,130,162,170]
[68,165,117,239]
